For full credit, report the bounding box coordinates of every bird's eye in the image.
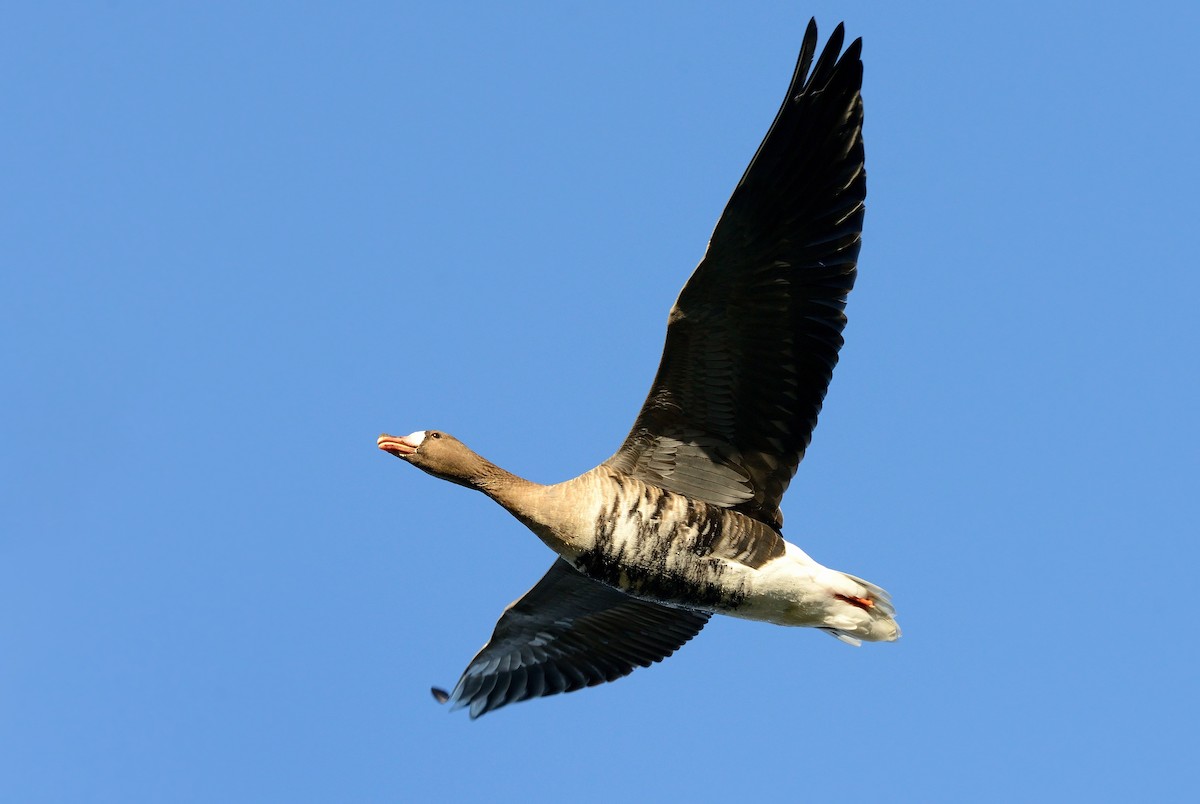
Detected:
[431,432,441,439]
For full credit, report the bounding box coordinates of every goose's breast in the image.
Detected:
[565,473,784,612]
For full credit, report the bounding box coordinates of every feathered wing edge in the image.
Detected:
[436,560,710,719]
[604,20,866,530]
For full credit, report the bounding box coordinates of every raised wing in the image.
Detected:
[438,559,710,719]
[604,21,866,530]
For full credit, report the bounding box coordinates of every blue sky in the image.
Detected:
[3,1,1199,801]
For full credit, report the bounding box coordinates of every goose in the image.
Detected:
[379,19,898,719]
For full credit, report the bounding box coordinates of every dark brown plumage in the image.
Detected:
[606,21,865,531]
[442,560,710,719]
[378,19,891,720]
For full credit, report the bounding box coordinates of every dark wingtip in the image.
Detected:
[844,36,864,63]
[431,687,450,704]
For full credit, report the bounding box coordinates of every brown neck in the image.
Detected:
[454,454,540,508]
[419,441,547,519]
[478,463,566,545]
[475,464,540,506]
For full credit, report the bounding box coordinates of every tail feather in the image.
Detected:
[823,571,900,644]
[820,627,864,646]
[843,572,896,617]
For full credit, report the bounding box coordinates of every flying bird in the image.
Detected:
[379,19,897,719]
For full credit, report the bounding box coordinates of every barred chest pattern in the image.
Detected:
[567,470,786,612]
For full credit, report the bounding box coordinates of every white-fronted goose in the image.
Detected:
[379,20,898,719]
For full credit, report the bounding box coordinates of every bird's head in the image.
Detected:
[377,430,485,488]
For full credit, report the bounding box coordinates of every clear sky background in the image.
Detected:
[4,2,1199,801]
